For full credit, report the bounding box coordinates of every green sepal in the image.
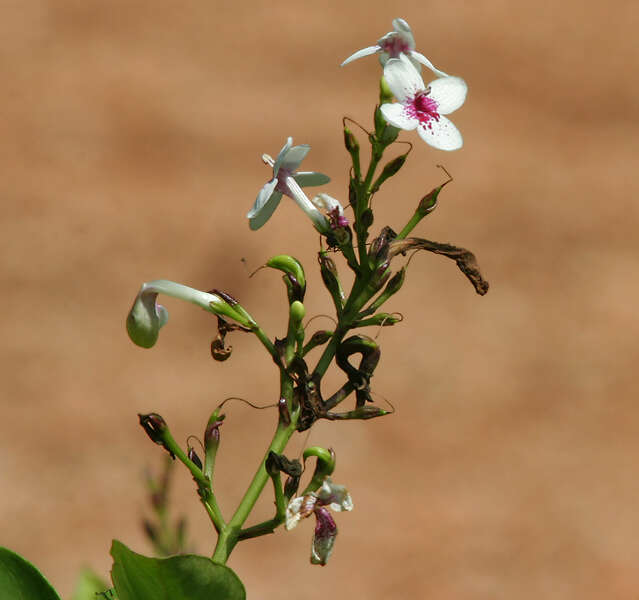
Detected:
[110,541,245,600]
[0,546,62,600]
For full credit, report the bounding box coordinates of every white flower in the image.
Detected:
[381,54,467,151]
[341,18,447,77]
[247,137,331,232]
[126,280,254,348]
[285,477,353,565]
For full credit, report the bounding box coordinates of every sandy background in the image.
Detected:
[2,1,639,598]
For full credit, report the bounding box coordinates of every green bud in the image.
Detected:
[289,300,305,327]
[266,255,306,303]
[368,267,406,312]
[302,330,333,355]
[319,254,345,308]
[353,313,402,328]
[344,126,361,177]
[417,167,453,216]
[204,410,225,482]
[371,154,407,194]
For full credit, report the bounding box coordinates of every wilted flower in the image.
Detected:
[285,477,353,565]
[311,193,349,229]
[341,18,447,77]
[248,137,331,232]
[381,54,467,151]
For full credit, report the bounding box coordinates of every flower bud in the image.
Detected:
[187,446,203,471]
[343,127,360,176]
[371,154,407,194]
[367,267,406,311]
[138,413,175,458]
[266,255,306,302]
[367,226,396,263]
[302,330,333,355]
[416,167,453,217]
[353,313,402,328]
[289,300,306,327]
[204,411,225,482]
[318,254,345,306]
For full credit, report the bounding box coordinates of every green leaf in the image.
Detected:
[0,546,62,600]
[110,540,245,600]
[72,568,114,600]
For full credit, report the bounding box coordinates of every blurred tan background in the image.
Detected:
[2,1,638,598]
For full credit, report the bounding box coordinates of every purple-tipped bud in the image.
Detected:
[139,413,167,445]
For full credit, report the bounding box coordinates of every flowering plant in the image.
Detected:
[0,18,487,599]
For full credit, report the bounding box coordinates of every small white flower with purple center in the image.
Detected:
[285,477,353,565]
[248,137,331,232]
[311,193,349,229]
[381,54,467,151]
[341,18,447,77]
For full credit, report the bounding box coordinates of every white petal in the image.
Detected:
[380,102,418,131]
[281,144,310,172]
[311,193,343,214]
[417,115,463,151]
[285,496,304,530]
[340,45,380,66]
[391,18,415,48]
[383,54,424,103]
[293,171,331,187]
[427,76,467,115]
[272,137,293,176]
[247,178,278,218]
[249,188,283,230]
[410,51,448,78]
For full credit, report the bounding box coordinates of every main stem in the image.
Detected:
[211,376,297,564]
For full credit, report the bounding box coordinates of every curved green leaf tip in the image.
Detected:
[110,540,245,600]
[0,546,62,600]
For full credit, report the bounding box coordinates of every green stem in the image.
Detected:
[252,325,276,357]
[211,377,298,564]
[237,472,287,541]
[161,428,226,534]
[396,209,424,240]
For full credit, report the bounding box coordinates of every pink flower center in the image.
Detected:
[409,89,440,130]
[379,34,411,58]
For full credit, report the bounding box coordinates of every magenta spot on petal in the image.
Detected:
[407,89,440,130]
[379,34,411,58]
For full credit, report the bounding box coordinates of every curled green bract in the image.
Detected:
[126,280,255,348]
[302,446,336,494]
